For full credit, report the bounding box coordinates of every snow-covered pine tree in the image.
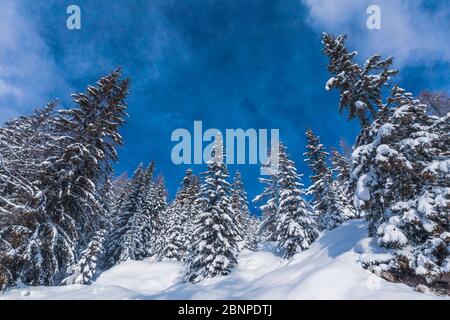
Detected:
[245,215,261,251]
[106,161,164,266]
[231,170,259,250]
[331,149,351,190]
[272,143,318,258]
[0,103,58,238]
[322,33,449,288]
[231,170,248,243]
[157,169,196,261]
[304,129,348,230]
[253,151,279,242]
[50,68,129,241]
[352,85,450,285]
[108,174,132,221]
[62,229,107,285]
[103,172,131,228]
[322,33,398,127]
[0,104,78,288]
[106,164,147,264]
[149,175,168,256]
[157,204,185,261]
[0,69,129,289]
[153,175,168,226]
[304,128,330,211]
[331,148,357,219]
[144,161,155,186]
[185,135,240,283]
[182,172,200,252]
[112,173,130,197]
[140,162,157,257]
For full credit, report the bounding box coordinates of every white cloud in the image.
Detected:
[0,1,69,123]
[302,0,450,67]
[0,0,191,125]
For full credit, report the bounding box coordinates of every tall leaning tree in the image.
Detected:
[0,69,129,289]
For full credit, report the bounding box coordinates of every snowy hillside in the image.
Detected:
[1,220,446,300]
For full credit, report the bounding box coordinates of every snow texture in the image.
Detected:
[1,220,446,300]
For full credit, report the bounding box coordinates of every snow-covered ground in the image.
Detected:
[1,220,447,300]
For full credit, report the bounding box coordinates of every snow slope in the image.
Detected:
[1,220,447,300]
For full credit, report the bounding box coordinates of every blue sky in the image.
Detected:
[0,0,449,210]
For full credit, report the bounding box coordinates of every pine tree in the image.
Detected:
[150,175,168,256]
[140,162,157,257]
[108,176,132,221]
[322,33,398,127]
[322,34,449,286]
[304,129,348,230]
[157,204,186,261]
[304,128,330,211]
[107,164,147,264]
[111,173,130,197]
[352,86,450,283]
[272,143,318,258]
[0,69,129,289]
[185,136,240,283]
[106,160,165,266]
[231,170,259,250]
[253,147,279,242]
[331,149,351,189]
[245,216,261,251]
[182,172,200,252]
[231,170,248,243]
[62,230,107,285]
[144,161,155,186]
[331,149,357,219]
[158,169,198,262]
[0,103,76,288]
[118,164,147,262]
[50,68,129,240]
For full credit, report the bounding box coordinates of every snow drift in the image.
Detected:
[1,220,447,300]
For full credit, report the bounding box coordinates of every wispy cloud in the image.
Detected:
[0,0,70,122]
[302,0,450,67]
[0,0,192,124]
